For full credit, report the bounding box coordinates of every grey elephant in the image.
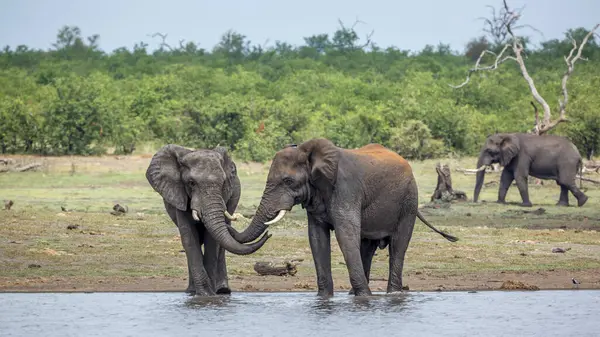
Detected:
[145,144,271,296]
[228,138,458,296]
[473,133,588,207]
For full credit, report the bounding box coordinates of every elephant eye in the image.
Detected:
[188,180,196,187]
[283,177,294,186]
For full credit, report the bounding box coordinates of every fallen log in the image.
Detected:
[455,164,502,175]
[253,261,298,276]
[15,163,42,172]
[0,163,42,173]
[577,175,600,185]
[583,160,600,174]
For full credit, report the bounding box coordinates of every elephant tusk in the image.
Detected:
[476,165,488,171]
[264,210,286,225]
[192,210,200,221]
[224,210,238,221]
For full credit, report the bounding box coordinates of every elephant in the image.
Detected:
[473,133,588,207]
[228,138,458,297]
[145,144,271,296]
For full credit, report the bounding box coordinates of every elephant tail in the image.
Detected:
[416,210,459,242]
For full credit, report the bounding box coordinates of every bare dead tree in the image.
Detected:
[148,33,200,54]
[529,101,540,134]
[453,0,600,135]
[148,33,173,51]
[430,163,467,202]
[335,17,375,50]
[478,3,543,45]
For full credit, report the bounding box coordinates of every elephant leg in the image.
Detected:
[308,217,333,296]
[557,184,570,206]
[349,239,379,295]
[558,173,588,207]
[333,216,371,296]
[514,175,532,207]
[215,246,231,294]
[497,169,514,203]
[202,230,220,292]
[185,264,195,295]
[185,225,206,295]
[387,215,416,293]
[176,211,216,296]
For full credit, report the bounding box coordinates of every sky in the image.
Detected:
[0,0,598,54]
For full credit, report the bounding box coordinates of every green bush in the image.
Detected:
[1,25,599,160]
[388,120,446,160]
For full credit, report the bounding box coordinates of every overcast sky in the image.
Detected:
[1,0,598,53]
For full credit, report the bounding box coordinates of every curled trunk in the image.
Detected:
[229,203,271,244]
[200,196,269,255]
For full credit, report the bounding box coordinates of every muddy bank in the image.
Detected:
[1,268,597,293]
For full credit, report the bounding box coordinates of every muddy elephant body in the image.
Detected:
[473,133,588,207]
[229,138,457,296]
[145,144,270,297]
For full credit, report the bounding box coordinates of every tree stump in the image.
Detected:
[253,261,298,276]
[430,163,467,202]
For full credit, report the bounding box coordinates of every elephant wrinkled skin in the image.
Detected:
[473,133,588,207]
[229,138,458,296]
[145,144,270,297]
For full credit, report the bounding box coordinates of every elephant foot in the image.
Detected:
[191,288,217,297]
[216,286,232,295]
[495,200,506,204]
[556,201,569,207]
[350,287,372,296]
[386,291,405,296]
[185,286,196,296]
[519,201,533,207]
[577,195,589,207]
[317,289,334,297]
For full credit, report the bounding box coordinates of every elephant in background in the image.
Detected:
[229,138,458,297]
[473,133,588,207]
[146,144,271,296]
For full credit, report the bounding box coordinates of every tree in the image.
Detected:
[452,0,599,135]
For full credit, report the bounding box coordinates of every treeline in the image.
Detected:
[1,24,599,161]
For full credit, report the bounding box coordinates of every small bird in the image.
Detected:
[4,200,13,210]
[572,278,581,289]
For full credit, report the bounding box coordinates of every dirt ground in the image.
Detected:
[1,269,598,293]
[1,152,599,294]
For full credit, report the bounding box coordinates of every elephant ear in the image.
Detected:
[499,134,519,166]
[299,138,340,199]
[213,146,237,180]
[145,144,192,211]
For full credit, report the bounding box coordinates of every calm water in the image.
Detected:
[1,291,599,337]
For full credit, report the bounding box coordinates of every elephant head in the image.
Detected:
[146,144,270,255]
[229,138,339,243]
[473,133,520,202]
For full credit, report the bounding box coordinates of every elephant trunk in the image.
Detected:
[229,202,271,243]
[473,156,489,203]
[198,194,269,255]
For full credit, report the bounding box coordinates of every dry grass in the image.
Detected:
[1,150,600,291]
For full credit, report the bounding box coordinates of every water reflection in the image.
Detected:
[184,294,232,309]
[310,292,410,315]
